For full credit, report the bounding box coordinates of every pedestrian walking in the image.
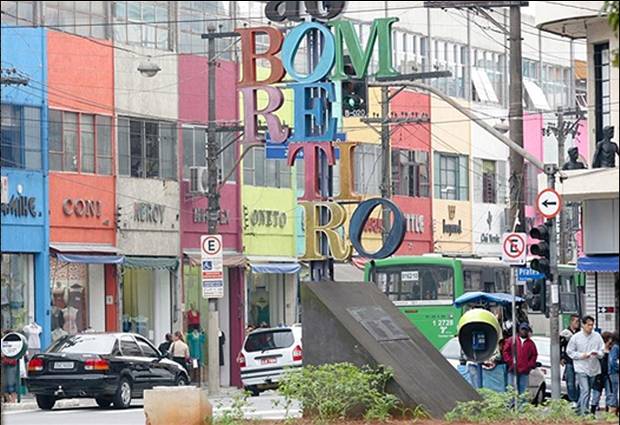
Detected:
[605,332,619,416]
[567,316,605,415]
[590,332,614,414]
[502,322,538,395]
[157,333,173,356]
[170,331,190,373]
[560,314,581,403]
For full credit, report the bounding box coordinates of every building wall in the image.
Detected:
[47,30,114,114]
[241,186,296,257]
[431,96,473,254]
[1,26,51,347]
[586,19,620,157]
[115,47,178,120]
[116,177,180,257]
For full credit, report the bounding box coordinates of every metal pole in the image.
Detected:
[556,109,567,264]
[511,267,518,400]
[547,167,561,400]
[381,85,391,243]
[206,26,220,395]
[508,5,525,232]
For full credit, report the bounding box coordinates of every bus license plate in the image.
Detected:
[53,361,74,370]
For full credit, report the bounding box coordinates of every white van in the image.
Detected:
[237,325,302,396]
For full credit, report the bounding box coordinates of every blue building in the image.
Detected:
[1,26,50,348]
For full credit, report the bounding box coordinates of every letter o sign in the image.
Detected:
[349,198,406,259]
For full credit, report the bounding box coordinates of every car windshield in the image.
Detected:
[244,329,294,352]
[48,334,116,355]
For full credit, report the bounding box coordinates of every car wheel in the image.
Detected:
[35,394,56,410]
[95,397,112,408]
[244,386,260,397]
[113,377,132,409]
[176,375,189,386]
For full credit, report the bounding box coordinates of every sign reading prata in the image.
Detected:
[238,1,407,260]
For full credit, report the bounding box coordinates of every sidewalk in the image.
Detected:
[1,386,242,412]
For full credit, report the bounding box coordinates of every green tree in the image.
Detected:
[603,1,619,66]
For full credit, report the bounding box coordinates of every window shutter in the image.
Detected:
[497,160,507,204]
[473,158,483,203]
[433,152,441,199]
[458,155,469,201]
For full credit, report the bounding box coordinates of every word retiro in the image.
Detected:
[237,2,405,260]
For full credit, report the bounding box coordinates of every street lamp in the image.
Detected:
[137,58,161,77]
[494,118,510,134]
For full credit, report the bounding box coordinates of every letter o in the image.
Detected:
[349,198,406,259]
[74,199,85,217]
[281,21,335,84]
[279,213,287,228]
[250,210,259,226]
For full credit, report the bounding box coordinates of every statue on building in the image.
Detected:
[592,126,619,168]
[562,147,587,170]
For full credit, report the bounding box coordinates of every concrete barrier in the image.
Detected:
[144,386,212,425]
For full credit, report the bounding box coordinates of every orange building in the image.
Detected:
[47,30,119,339]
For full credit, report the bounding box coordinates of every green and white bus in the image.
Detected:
[364,255,583,350]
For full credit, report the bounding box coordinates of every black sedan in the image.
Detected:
[25,332,190,410]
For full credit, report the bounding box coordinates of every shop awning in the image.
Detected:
[57,253,124,265]
[50,243,119,254]
[250,263,300,274]
[123,256,179,271]
[576,255,619,273]
[182,250,246,267]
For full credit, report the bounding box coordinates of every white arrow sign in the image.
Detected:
[536,188,562,219]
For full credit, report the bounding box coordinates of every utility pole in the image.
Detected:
[544,108,583,264]
[202,26,241,396]
[508,4,525,232]
[380,86,391,243]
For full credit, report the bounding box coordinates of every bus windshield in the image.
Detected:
[373,265,454,302]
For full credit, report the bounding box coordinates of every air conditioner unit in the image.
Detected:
[189,166,209,194]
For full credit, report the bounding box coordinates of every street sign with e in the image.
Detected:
[200,235,224,299]
[501,232,527,265]
[536,188,562,219]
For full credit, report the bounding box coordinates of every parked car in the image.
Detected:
[440,336,547,404]
[25,333,190,410]
[237,324,302,396]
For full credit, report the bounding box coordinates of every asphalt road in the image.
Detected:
[2,392,300,425]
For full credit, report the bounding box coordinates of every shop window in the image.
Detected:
[182,126,236,183]
[243,146,291,189]
[434,152,469,201]
[482,160,497,204]
[391,149,430,198]
[0,1,34,25]
[48,109,113,174]
[50,258,89,341]
[1,104,42,170]
[43,1,106,39]
[1,254,33,333]
[118,117,177,180]
[112,1,170,50]
[594,43,611,142]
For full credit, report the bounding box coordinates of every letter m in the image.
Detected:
[330,17,399,80]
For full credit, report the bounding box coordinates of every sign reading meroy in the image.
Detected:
[237,1,411,261]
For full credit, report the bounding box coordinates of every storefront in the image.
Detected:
[117,178,181,344]
[242,186,299,329]
[1,172,49,345]
[1,26,50,346]
[49,173,119,339]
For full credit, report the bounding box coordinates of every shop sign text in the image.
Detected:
[134,202,165,225]
[62,198,102,218]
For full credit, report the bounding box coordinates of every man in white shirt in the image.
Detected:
[566,315,605,415]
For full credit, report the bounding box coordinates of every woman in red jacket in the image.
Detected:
[502,322,538,394]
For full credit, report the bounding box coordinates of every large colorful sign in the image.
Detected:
[238,1,407,260]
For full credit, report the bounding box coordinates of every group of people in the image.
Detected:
[560,314,619,416]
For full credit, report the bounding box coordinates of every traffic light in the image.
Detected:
[529,221,552,280]
[526,279,548,316]
[342,56,367,118]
